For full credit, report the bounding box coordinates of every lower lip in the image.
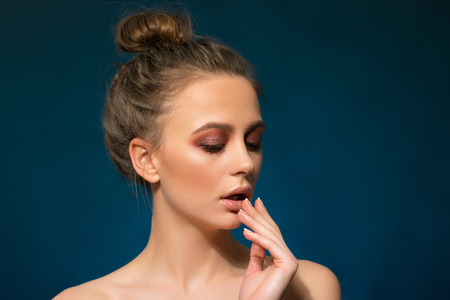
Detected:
[220,199,243,211]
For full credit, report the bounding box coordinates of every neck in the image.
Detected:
[131,192,249,289]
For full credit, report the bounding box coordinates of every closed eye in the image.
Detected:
[246,142,263,152]
[200,144,225,153]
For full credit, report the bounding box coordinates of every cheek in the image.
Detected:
[159,146,222,197]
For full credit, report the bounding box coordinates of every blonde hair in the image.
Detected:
[104,9,262,185]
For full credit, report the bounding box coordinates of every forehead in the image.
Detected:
[166,76,262,133]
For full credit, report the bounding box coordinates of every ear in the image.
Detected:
[129,138,160,183]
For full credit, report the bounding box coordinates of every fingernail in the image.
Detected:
[245,198,251,205]
[243,228,253,233]
[240,209,248,215]
[257,197,264,206]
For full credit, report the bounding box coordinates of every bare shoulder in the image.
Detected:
[52,279,112,300]
[284,260,341,300]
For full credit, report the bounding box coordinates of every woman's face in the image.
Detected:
[152,76,264,230]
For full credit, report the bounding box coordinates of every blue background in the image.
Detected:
[1,0,449,299]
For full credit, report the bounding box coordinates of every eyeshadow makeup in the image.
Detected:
[196,131,228,146]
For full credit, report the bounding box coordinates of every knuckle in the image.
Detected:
[286,260,299,273]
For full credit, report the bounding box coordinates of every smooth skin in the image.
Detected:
[54,76,340,300]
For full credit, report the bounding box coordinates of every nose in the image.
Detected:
[229,141,255,176]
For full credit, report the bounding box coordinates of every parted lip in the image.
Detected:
[221,186,252,200]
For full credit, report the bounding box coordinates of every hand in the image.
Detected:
[238,198,299,300]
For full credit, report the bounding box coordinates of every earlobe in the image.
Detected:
[129,138,160,183]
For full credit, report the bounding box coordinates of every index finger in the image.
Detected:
[254,197,280,231]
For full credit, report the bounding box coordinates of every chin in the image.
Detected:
[221,223,242,230]
[216,213,243,230]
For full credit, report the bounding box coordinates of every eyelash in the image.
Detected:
[200,142,263,154]
[201,144,225,153]
[246,142,264,152]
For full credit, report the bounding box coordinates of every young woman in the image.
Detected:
[54,10,341,300]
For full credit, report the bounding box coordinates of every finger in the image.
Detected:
[242,198,287,247]
[254,198,279,229]
[244,229,266,273]
[243,229,298,274]
[242,199,281,237]
[239,209,289,252]
[252,198,286,246]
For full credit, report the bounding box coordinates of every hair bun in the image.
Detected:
[116,10,192,53]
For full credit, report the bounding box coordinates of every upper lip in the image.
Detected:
[221,186,252,200]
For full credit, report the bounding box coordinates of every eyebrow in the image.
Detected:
[191,120,265,135]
